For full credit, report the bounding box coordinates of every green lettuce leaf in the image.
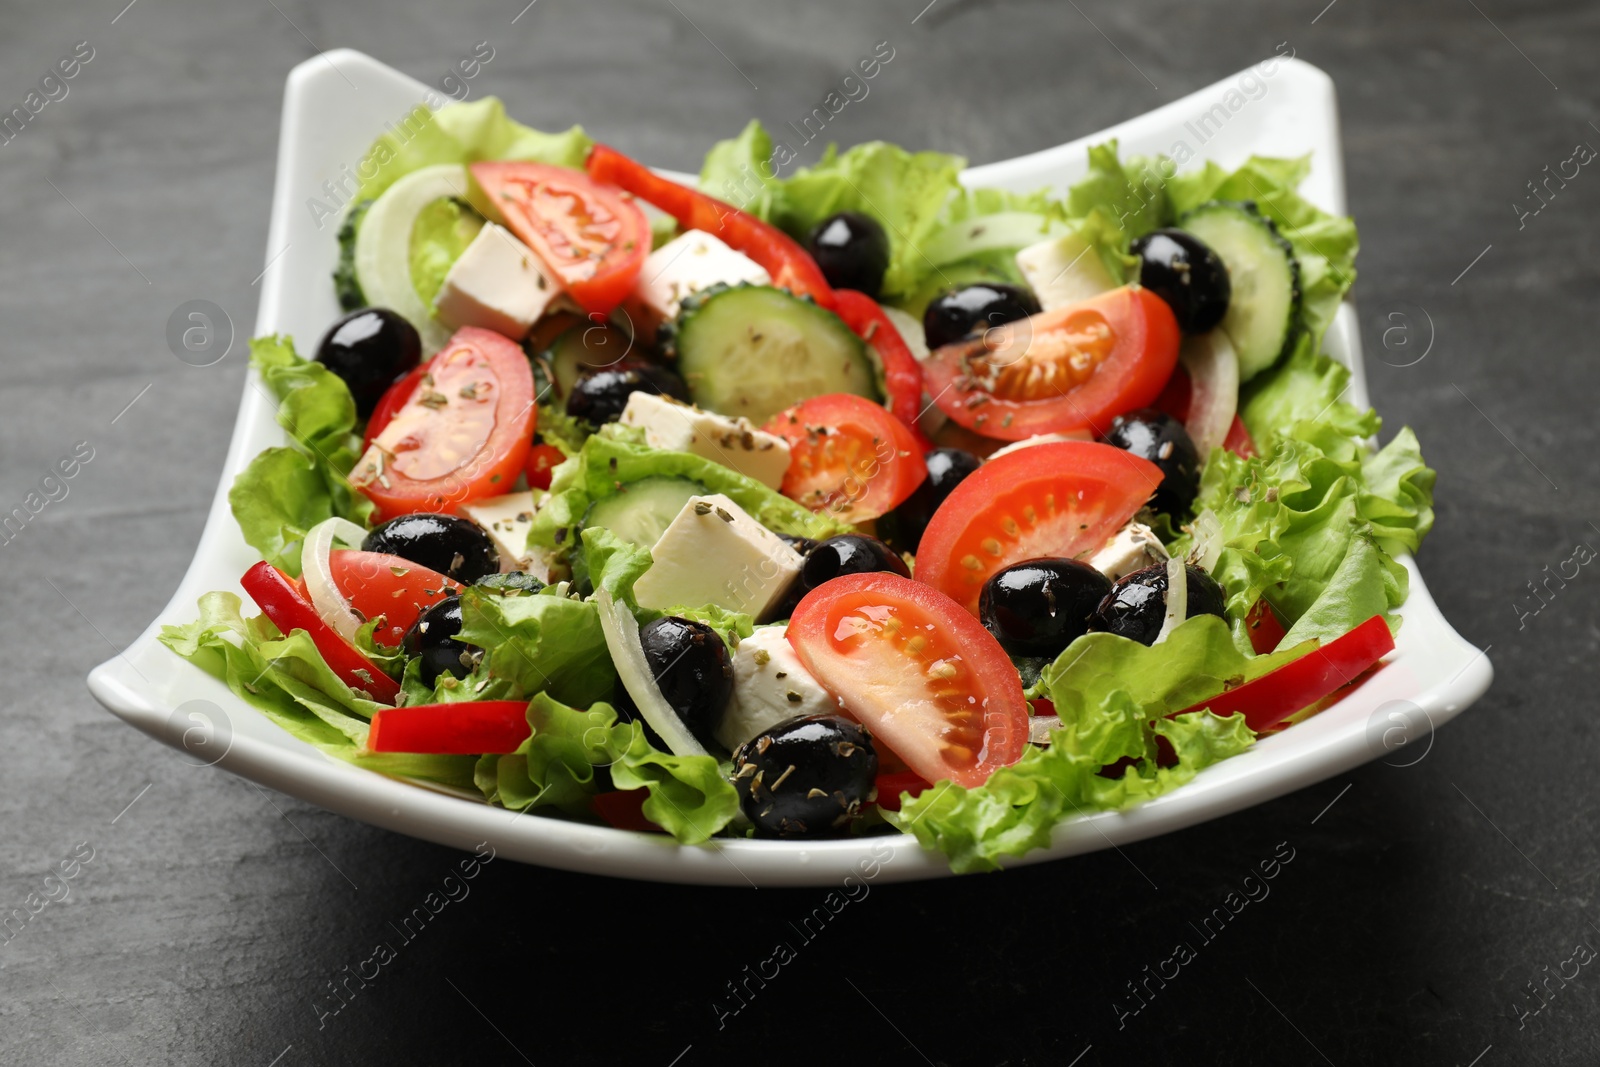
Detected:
[409,196,484,307]
[1065,141,1172,242]
[454,583,616,709]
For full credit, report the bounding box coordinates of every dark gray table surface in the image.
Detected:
[2,1,1596,1063]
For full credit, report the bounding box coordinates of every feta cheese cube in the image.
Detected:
[433,222,560,340]
[1014,230,1119,311]
[460,490,554,581]
[621,229,770,338]
[632,493,803,620]
[715,625,837,751]
[619,392,792,489]
[1084,521,1169,580]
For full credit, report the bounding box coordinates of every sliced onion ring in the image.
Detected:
[302,517,370,642]
[594,589,708,757]
[1186,508,1224,574]
[1180,330,1240,461]
[1153,556,1187,646]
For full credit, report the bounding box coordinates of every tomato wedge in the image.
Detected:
[350,326,535,520]
[240,561,400,704]
[364,362,427,450]
[1173,614,1395,733]
[524,441,566,491]
[922,286,1180,441]
[914,440,1161,614]
[469,161,648,316]
[585,143,835,307]
[787,572,1028,788]
[872,771,932,812]
[367,700,531,754]
[764,393,927,524]
[830,289,931,449]
[328,550,460,647]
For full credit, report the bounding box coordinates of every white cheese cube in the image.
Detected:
[460,490,554,581]
[621,229,770,338]
[1015,230,1119,311]
[619,392,791,490]
[632,493,803,620]
[1084,521,1169,580]
[433,222,560,340]
[715,625,837,750]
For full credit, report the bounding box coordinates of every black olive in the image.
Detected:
[1087,562,1227,645]
[879,447,981,554]
[1130,229,1231,334]
[807,211,890,298]
[732,714,878,838]
[402,596,478,687]
[979,558,1112,658]
[363,513,500,583]
[638,616,733,751]
[566,364,689,426]
[922,283,1041,350]
[799,534,910,594]
[474,571,546,596]
[314,308,422,419]
[1101,408,1202,517]
[777,532,820,557]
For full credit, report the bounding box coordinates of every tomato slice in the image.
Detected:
[350,327,535,520]
[1221,415,1256,458]
[469,161,648,316]
[922,286,1180,441]
[240,562,400,704]
[830,290,931,450]
[913,440,1161,615]
[585,144,835,307]
[367,700,532,754]
[763,393,927,524]
[872,770,932,812]
[327,550,460,647]
[787,572,1028,788]
[524,441,566,491]
[364,363,427,450]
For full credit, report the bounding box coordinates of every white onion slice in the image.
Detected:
[301,517,370,641]
[1180,330,1240,461]
[1153,556,1187,646]
[1187,508,1224,574]
[594,589,708,757]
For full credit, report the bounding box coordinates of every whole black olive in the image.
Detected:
[363,513,499,583]
[402,596,478,687]
[638,616,733,750]
[799,534,910,593]
[1101,408,1202,517]
[922,283,1041,350]
[777,532,820,557]
[879,447,981,554]
[566,364,689,426]
[979,557,1113,658]
[314,308,422,418]
[1131,229,1231,334]
[732,714,878,838]
[1087,562,1227,645]
[473,571,546,596]
[807,211,891,298]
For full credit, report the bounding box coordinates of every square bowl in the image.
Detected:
[88,49,1491,886]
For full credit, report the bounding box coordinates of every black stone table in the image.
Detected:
[2,1,1595,1063]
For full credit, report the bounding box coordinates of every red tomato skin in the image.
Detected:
[922,286,1180,441]
[1153,367,1256,459]
[354,327,536,521]
[327,550,460,647]
[469,161,649,316]
[787,571,1029,788]
[585,144,835,307]
[912,440,1162,615]
[830,290,932,450]
[764,393,927,523]
[524,442,566,491]
[872,771,932,812]
[240,562,400,704]
[364,363,429,450]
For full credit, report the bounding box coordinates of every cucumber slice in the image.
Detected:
[542,321,636,400]
[332,199,372,311]
[354,163,474,353]
[666,285,877,425]
[1178,200,1301,381]
[585,477,705,549]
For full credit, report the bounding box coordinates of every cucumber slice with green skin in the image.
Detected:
[584,477,705,549]
[665,284,878,426]
[543,321,637,400]
[333,199,372,312]
[1178,200,1301,382]
[354,163,474,353]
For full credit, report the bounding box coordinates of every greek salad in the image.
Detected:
[162,99,1436,871]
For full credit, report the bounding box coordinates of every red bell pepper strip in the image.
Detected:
[585,143,836,308]
[1244,598,1289,655]
[239,561,401,705]
[592,788,664,833]
[831,289,932,450]
[1172,614,1395,733]
[366,700,532,754]
[1221,415,1256,458]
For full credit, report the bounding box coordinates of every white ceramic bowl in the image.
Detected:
[88,49,1491,886]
